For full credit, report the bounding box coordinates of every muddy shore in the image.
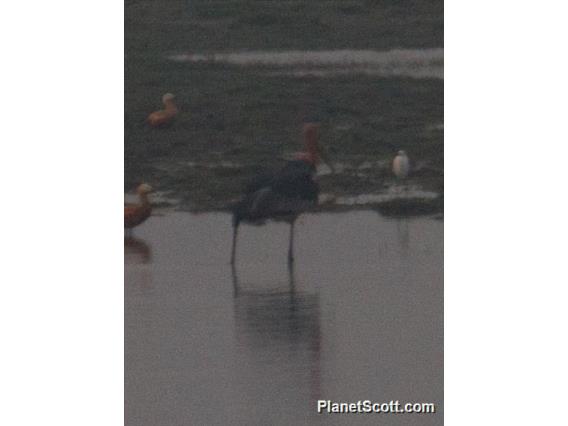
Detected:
[125,0,443,212]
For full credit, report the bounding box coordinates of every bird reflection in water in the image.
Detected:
[231,263,323,404]
[124,237,154,296]
[124,236,152,264]
[373,205,411,256]
[396,218,411,254]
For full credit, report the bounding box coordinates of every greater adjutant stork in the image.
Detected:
[230,122,331,265]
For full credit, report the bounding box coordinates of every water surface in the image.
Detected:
[125,211,443,425]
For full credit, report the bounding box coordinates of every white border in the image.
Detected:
[0,2,123,425]
[2,1,568,425]
[446,1,568,424]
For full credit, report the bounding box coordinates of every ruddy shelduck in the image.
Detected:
[125,183,153,232]
[147,93,178,127]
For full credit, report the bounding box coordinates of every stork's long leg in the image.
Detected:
[230,224,239,265]
[288,219,296,264]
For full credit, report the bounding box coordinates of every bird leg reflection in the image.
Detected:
[231,262,239,297]
[231,260,296,297]
[287,259,296,295]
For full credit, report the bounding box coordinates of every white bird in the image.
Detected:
[392,150,410,180]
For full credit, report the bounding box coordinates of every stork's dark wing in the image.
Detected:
[243,171,275,194]
[232,159,319,225]
[242,160,317,200]
[269,160,318,201]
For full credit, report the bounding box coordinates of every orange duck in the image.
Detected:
[125,183,153,234]
[147,93,178,127]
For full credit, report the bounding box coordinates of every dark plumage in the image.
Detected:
[232,160,319,227]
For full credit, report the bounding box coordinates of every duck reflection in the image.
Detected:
[231,263,323,403]
[124,236,152,264]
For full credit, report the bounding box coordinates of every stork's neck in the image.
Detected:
[295,149,319,166]
[305,145,320,165]
[302,122,320,165]
[138,193,151,207]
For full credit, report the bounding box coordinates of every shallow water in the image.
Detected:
[125,211,443,425]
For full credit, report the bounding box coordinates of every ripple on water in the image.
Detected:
[333,188,440,206]
[169,48,444,80]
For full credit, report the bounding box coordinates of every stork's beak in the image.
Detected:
[319,144,336,174]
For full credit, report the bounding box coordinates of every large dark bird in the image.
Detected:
[230,123,331,265]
